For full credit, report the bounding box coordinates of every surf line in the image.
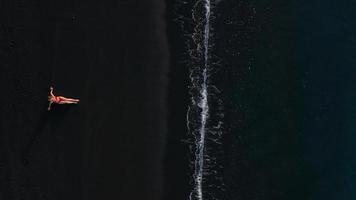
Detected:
[189,0,211,199]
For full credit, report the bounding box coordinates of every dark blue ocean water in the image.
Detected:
[165,0,356,199]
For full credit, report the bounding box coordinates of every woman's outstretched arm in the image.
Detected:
[50,86,54,97]
[48,101,53,110]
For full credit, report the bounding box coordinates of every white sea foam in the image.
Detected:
[189,1,211,200]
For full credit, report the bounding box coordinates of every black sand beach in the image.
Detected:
[1,0,169,199]
[2,0,356,200]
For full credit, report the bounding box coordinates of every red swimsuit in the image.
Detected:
[51,96,62,104]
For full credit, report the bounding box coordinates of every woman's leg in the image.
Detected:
[58,97,80,104]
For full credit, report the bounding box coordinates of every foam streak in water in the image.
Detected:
[189,0,211,200]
